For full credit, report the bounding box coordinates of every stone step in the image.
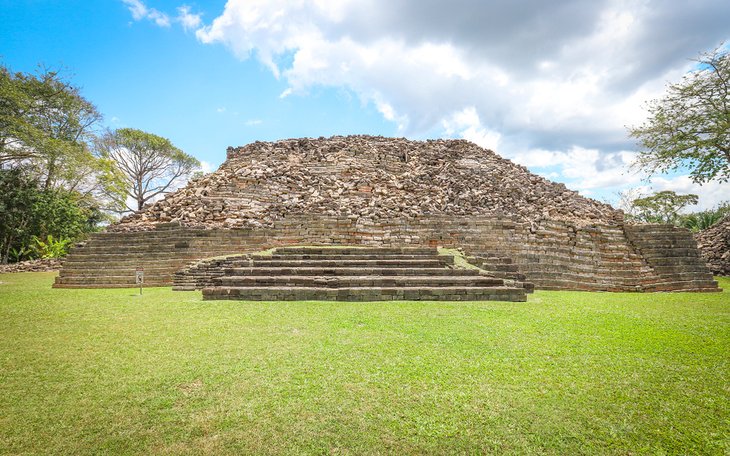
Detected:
[473,263,520,272]
[61,259,201,269]
[53,282,171,289]
[69,245,193,254]
[637,248,700,257]
[54,275,173,285]
[649,265,714,276]
[647,257,709,266]
[275,246,437,255]
[266,253,441,260]
[222,267,481,277]
[238,258,451,268]
[58,268,176,277]
[218,275,506,288]
[470,256,514,265]
[641,279,720,292]
[203,286,527,302]
[63,252,202,261]
[483,270,528,281]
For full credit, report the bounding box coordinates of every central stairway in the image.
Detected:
[201,246,529,301]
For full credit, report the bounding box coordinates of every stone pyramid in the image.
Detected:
[113,135,621,232]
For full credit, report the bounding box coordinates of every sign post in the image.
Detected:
[135,267,144,295]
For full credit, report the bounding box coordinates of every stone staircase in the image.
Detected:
[201,246,530,301]
[53,224,255,288]
[465,253,535,293]
[625,224,720,292]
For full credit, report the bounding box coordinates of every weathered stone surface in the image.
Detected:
[112,136,621,232]
[0,258,61,273]
[200,246,529,302]
[53,136,719,292]
[54,215,719,292]
[695,216,730,275]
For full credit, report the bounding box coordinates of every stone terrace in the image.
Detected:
[54,135,720,293]
[201,246,530,302]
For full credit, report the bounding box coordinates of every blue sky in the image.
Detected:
[2,0,728,209]
[0,0,395,168]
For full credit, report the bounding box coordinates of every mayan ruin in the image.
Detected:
[53,136,720,299]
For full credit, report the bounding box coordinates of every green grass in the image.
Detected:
[438,247,482,271]
[1,273,728,455]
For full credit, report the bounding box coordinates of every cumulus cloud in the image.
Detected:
[635,176,729,212]
[199,160,216,174]
[191,0,729,206]
[177,5,201,31]
[122,0,170,27]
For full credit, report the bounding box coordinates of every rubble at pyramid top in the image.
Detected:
[112,135,623,231]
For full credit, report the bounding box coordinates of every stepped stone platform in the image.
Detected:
[198,246,530,301]
[53,216,720,292]
[53,136,721,293]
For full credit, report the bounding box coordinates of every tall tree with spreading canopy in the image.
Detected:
[0,65,102,190]
[97,128,200,212]
[630,190,699,225]
[628,44,729,184]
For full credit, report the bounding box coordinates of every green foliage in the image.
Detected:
[0,64,102,190]
[681,201,730,232]
[630,190,699,224]
[0,273,728,454]
[0,168,99,264]
[8,245,32,263]
[628,45,730,184]
[97,128,200,211]
[0,168,42,264]
[31,234,72,259]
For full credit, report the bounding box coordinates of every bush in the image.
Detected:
[680,202,730,232]
[31,235,72,259]
[0,168,100,264]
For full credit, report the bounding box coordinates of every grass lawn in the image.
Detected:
[1,273,728,455]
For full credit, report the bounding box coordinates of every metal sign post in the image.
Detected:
[135,267,144,295]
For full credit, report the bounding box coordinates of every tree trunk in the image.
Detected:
[137,176,144,211]
[1,237,11,264]
[44,157,55,190]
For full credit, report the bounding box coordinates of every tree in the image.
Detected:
[630,190,698,225]
[628,44,729,184]
[0,65,102,190]
[0,168,96,263]
[0,169,41,263]
[681,201,730,232]
[96,128,200,212]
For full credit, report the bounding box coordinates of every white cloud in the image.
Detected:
[199,160,216,174]
[192,0,730,209]
[177,5,201,31]
[639,176,729,211]
[442,107,501,151]
[122,0,170,27]
[245,119,263,126]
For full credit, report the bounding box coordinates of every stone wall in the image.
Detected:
[695,215,730,276]
[54,215,719,292]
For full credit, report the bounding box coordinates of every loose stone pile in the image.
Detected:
[113,135,622,232]
[0,258,61,273]
[695,216,730,275]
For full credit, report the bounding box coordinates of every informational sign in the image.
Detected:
[135,267,144,295]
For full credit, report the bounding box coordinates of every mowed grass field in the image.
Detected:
[0,273,728,455]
